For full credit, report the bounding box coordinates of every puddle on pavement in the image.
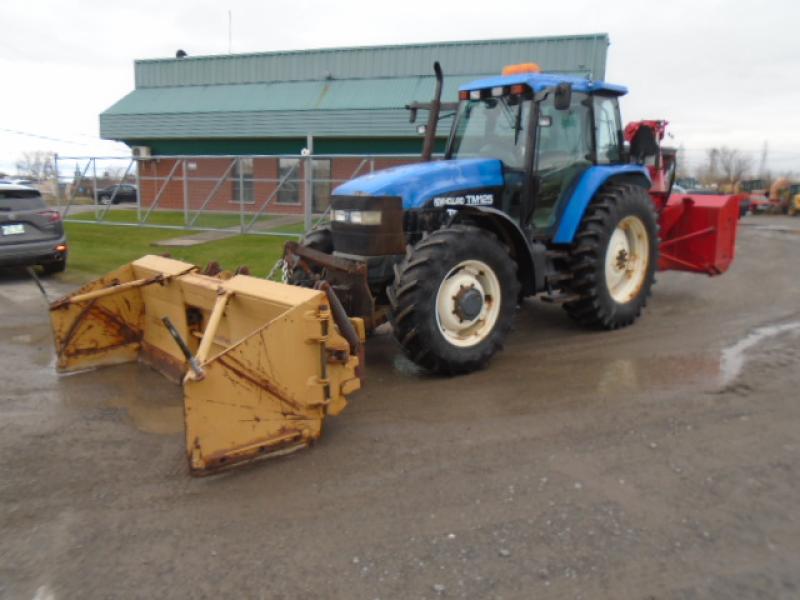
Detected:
[719,321,800,385]
[58,362,184,435]
[4,324,56,367]
[47,320,800,433]
[386,317,800,402]
[544,352,723,400]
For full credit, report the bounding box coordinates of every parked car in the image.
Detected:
[0,184,67,274]
[97,184,138,205]
[746,193,772,214]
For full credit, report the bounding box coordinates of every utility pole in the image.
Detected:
[303,134,314,233]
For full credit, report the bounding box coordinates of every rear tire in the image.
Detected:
[389,225,519,375]
[562,183,658,329]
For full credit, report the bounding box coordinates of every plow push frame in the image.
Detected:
[48,255,363,475]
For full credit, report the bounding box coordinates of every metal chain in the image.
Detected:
[266,258,287,282]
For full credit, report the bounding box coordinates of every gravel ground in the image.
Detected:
[1,215,799,600]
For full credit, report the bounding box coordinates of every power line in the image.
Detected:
[0,126,97,147]
[678,147,800,156]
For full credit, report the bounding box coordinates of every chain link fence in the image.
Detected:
[52,152,423,238]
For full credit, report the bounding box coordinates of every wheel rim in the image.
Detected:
[604,215,650,304]
[434,259,501,348]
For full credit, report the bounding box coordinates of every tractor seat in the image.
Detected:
[629,125,659,164]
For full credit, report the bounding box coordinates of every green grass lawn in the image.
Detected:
[270,221,307,234]
[64,222,294,279]
[65,208,278,230]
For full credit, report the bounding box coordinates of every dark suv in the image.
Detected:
[0,184,68,274]
[97,184,138,205]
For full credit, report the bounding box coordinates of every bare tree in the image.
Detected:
[696,148,720,185]
[696,146,752,187]
[717,147,752,185]
[103,166,125,180]
[15,150,56,181]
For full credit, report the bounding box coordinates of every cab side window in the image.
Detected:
[594,96,622,164]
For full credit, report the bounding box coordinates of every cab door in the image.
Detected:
[529,92,594,233]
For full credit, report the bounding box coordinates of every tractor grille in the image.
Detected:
[330,195,405,256]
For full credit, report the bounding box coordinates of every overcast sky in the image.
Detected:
[1,0,798,177]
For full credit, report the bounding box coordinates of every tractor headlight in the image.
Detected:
[356,210,382,225]
[332,209,382,225]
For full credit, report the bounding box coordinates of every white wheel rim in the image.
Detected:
[604,215,650,304]
[434,259,501,348]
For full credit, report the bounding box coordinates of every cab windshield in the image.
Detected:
[447,96,531,170]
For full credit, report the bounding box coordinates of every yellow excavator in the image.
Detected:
[790,183,800,216]
[769,178,800,215]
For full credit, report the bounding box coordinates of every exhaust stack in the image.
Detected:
[421,62,444,162]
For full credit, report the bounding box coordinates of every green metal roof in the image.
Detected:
[105,75,477,113]
[101,34,609,143]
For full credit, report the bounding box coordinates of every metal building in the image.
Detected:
[100,34,610,156]
[97,34,609,217]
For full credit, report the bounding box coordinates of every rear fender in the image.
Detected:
[552,165,651,244]
[452,206,540,295]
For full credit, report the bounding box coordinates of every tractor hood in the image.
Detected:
[332,158,504,210]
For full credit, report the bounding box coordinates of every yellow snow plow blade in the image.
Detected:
[49,255,362,475]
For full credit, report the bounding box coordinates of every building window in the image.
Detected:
[276,158,332,209]
[313,159,332,212]
[277,158,300,204]
[231,158,254,203]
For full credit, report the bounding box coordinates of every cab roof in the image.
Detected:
[459,72,627,96]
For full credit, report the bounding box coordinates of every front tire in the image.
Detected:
[563,183,658,329]
[389,225,520,374]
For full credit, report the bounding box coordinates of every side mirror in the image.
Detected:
[554,83,572,110]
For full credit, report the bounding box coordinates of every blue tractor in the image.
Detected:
[285,62,667,374]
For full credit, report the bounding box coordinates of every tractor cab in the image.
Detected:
[446,64,630,234]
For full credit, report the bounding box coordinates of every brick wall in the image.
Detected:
[138,155,422,215]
